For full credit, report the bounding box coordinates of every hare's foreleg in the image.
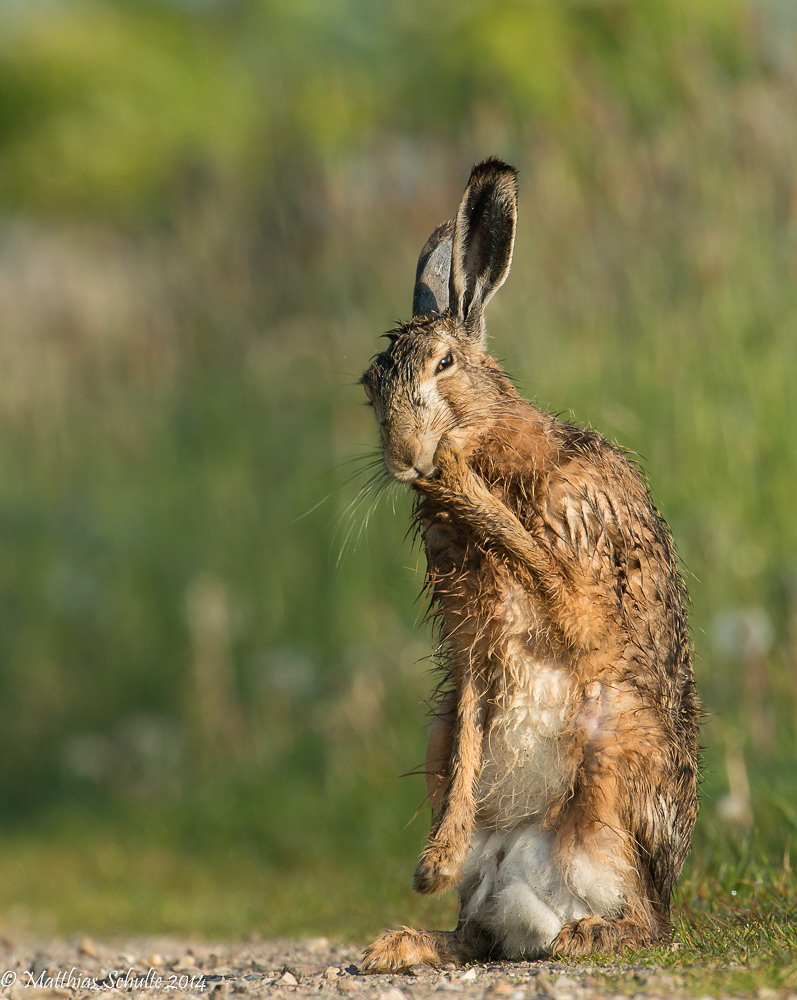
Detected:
[424,688,457,824]
[420,452,566,600]
[413,666,486,895]
[362,682,489,971]
[416,446,580,639]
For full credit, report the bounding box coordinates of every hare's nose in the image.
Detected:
[413,460,437,479]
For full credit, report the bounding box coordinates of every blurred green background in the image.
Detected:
[0,0,795,942]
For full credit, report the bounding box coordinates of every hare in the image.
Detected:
[359,158,700,972]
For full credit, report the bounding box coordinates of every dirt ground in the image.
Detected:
[0,935,768,1000]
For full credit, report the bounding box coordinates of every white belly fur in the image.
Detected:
[459,595,624,955]
[459,825,589,957]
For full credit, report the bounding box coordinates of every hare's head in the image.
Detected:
[361,158,518,484]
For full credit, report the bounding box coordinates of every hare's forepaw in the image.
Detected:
[433,437,468,483]
[413,842,462,895]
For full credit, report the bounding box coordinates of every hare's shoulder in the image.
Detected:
[530,420,677,572]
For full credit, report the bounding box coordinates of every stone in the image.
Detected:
[29,958,49,979]
[304,938,330,953]
[77,936,97,957]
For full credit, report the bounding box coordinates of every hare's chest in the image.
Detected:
[478,654,574,827]
[477,582,576,828]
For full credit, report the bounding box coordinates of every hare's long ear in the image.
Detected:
[412,219,454,317]
[449,158,518,345]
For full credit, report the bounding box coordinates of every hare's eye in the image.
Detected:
[436,353,455,375]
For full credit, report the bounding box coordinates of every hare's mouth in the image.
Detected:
[384,456,438,484]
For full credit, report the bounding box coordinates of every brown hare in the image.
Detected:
[359,158,700,972]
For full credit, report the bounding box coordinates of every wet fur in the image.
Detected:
[360,161,699,973]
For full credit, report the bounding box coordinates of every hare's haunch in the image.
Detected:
[360,158,700,972]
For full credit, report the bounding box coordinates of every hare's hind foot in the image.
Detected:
[550,915,666,957]
[362,926,488,973]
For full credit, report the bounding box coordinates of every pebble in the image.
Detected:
[147,953,165,967]
[460,968,477,982]
[77,936,97,958]
[304,938,331,953]
[29,957,49,978]
[324,966,341,980]
[280,971,299,986]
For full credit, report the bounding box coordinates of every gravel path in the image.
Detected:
[0,936,742,1000]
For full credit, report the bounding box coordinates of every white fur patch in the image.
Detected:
[411,378,445,473]
[477,650,573,827]
[459,824,624,957]
[459,825,588,957]
[566,849,625,917]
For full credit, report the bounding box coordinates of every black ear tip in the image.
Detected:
[468,156,519,192]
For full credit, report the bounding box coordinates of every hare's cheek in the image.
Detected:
[416,378,443,418]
